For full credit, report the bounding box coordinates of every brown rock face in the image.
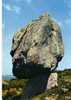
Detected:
[10,12,64,78]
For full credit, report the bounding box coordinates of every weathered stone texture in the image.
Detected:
[10,12,64,78]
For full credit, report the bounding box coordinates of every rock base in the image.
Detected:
[46,73,58,90]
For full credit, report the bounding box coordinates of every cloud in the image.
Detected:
[27,0,31,3]
[15,0,32,4]
[64,0,71,25]
[64,0,71,8]
[63,17,71,30]
[63,9,71,25]
[65,18,71,24]
[3,4,21,14]
[13,6,21,14]
[26,0,32,4]
[3,4,12,11]
[68,10,71,17]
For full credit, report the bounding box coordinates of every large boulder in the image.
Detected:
[10,12,64,78]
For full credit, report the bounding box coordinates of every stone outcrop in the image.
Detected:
[10,12,64,79]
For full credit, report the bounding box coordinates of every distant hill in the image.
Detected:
[2,75,16,80]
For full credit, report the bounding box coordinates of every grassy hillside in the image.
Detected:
[2,69,71,100]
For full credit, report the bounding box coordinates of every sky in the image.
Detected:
[2,0,71,75]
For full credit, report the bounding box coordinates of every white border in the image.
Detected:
[0,0,2,99]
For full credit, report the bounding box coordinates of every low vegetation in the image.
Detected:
[2,69,71,100]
